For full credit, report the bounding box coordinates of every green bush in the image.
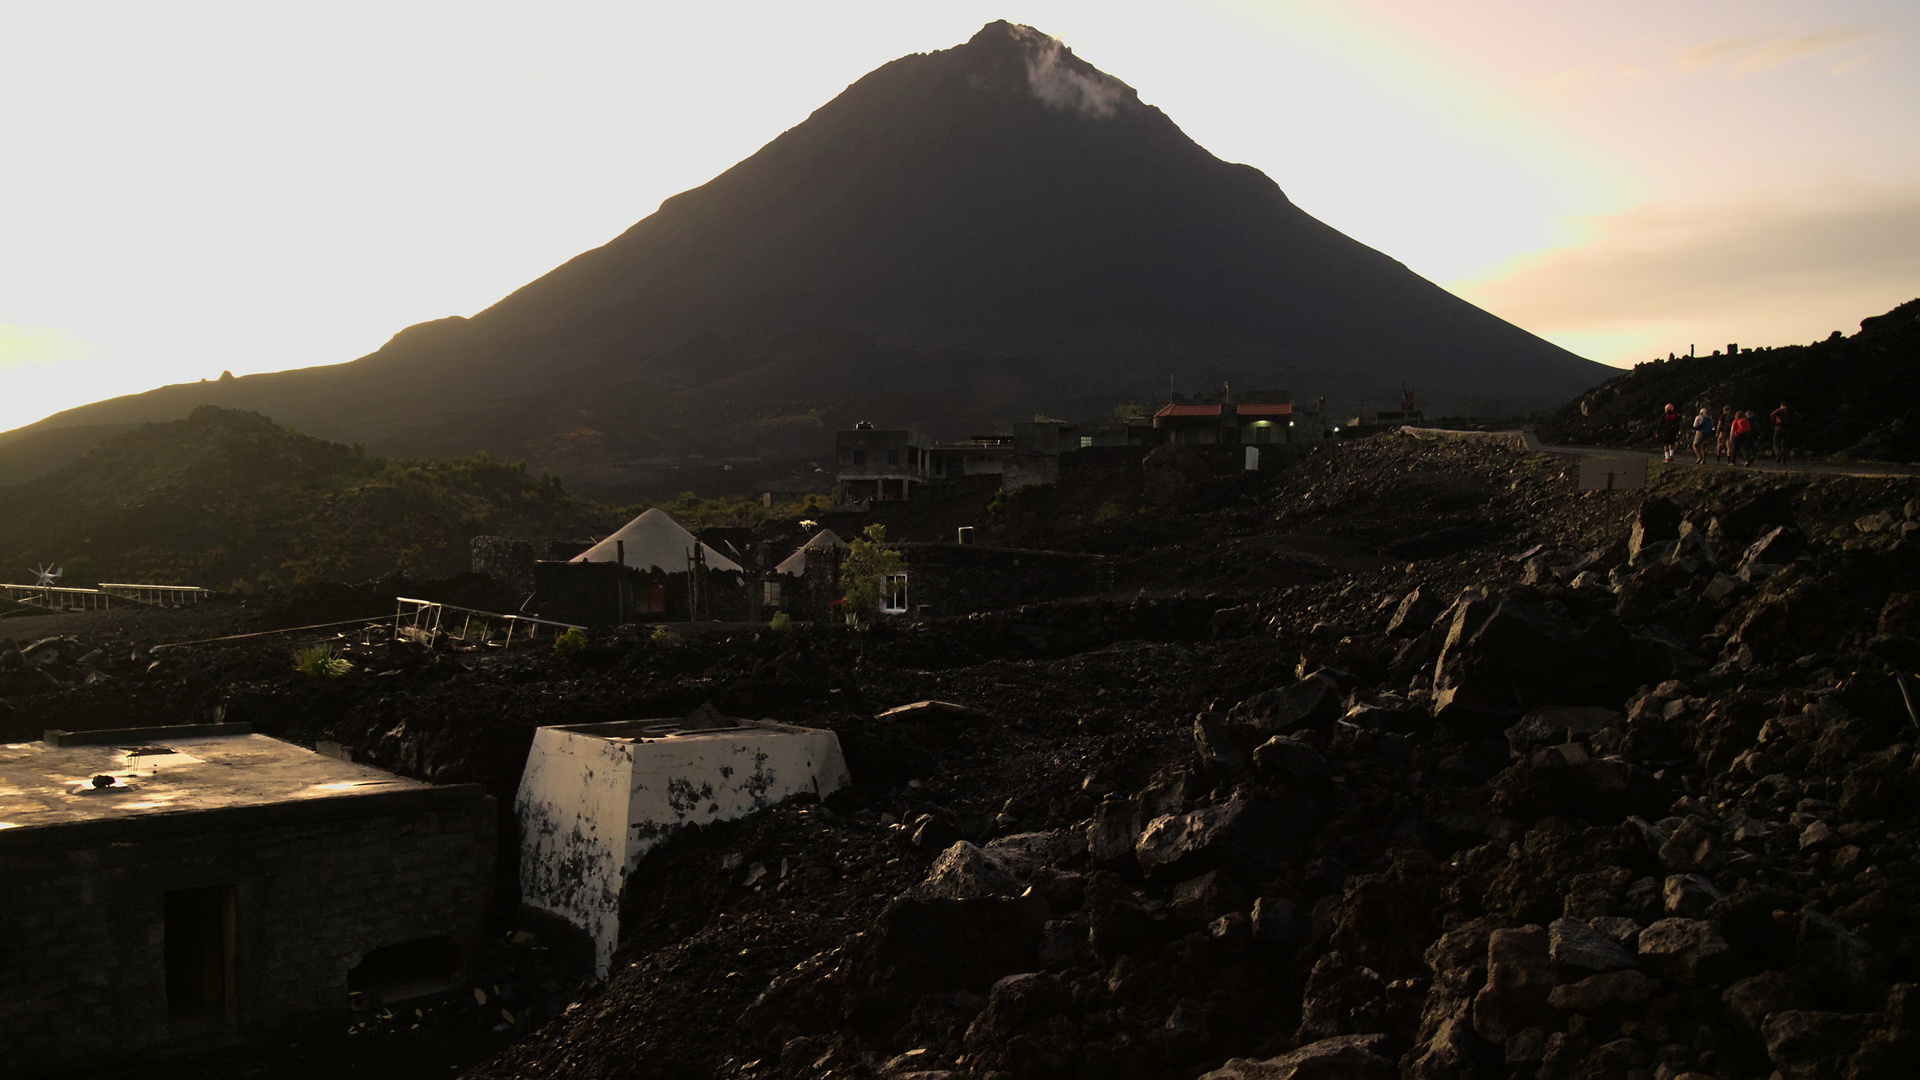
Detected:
[553,627,587,654]
[294,644,350,680]
[840,523,905,627]
[769,611,793,632]
[651,624,679,643]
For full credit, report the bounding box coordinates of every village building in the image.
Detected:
[533,508,748,625]
[0,724,494,1073]
[1152,389,1295,445]
[833,423,934,504]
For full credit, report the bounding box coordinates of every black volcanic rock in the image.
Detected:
[2,22,1608,492]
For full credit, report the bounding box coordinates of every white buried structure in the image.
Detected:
[515,716,851,974]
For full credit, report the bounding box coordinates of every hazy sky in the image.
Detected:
[2,0,1916,433]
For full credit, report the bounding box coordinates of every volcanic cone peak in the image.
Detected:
[3,21,1610,493]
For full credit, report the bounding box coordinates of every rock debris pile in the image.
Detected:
[462,443,1920,1080]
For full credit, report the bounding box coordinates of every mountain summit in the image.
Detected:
[2,22,1609,493]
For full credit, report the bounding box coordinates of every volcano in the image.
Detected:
[0,22,1610,495]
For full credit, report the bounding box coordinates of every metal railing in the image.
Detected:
[393,597,584,650]
[99,583,213,607]
[0,584,115,611]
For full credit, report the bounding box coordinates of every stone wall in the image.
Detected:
[534,561,751,626]
[896,543,1108,617]
[0,786,494,1072]
[470,536,536,593]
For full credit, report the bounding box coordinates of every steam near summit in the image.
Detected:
[2,21,1609,492]
[1012,24,1135,118]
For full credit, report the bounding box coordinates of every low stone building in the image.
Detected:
[0,724,494,1073]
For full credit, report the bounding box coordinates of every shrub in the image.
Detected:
[651,624,679,643]
[769,611,793,632]
[840,524,904,627]
[553,627,587,654]
[294,644,350,679]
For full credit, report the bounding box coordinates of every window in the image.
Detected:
[881,572,908,614]
[762,580,782,606]
[851,450,866,466]
[165,885,235,1026]
[1079,436,1093,448]
[887,449,899,466]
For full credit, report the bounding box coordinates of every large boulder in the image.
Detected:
[1740,525,1804,571]
[1504,706,1621,754]
[1637,918,1736,984]
[1429,588,1636,728]
[1134,797,1307,883]
[916,842,1024,900]
[1471,925,1556,1044]
[1547,969,1658,1013]
[1547,918,1638,973]
[1086,796,1145,870]
[1386,587,1445,638]
[1762,1011,1872,1080]
[1229,671,1344,733]
[1198,1034,1397,1080]
[1627,497,1683,562]
[1143,445,1213,502]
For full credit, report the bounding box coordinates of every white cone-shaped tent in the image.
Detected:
[774,529,848,577]
[569,508,744,573]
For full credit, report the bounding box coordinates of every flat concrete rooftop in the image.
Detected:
[0,725,430,831]
[553,717,836,742]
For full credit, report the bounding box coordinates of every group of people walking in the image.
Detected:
[1660,402,1799,466]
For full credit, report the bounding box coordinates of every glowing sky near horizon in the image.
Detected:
[2,0,1916,433]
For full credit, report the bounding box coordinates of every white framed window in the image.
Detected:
[762,581,782,606]
[881,572,908,614]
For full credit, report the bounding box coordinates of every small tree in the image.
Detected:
[839,524,905,626]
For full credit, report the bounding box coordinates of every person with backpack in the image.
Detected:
[1659,404,1682,462]
[1715,405,1734,463]
[1729,410,1753,466]
[1691,407,1715,464]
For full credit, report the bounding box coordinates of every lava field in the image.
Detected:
[7,435,1920,1080]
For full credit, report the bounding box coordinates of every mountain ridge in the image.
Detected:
[3,21,1607,496]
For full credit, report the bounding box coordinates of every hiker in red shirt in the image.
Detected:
[1659,404,1682,463]
[1729,411,1754,466]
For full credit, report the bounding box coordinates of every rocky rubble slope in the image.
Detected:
[8,437,1920,1079]
[460,447,1920,1080]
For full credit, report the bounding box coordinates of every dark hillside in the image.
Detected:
[1,22,1604,494]
[1541,298,1920,461]
[0,407,614,587]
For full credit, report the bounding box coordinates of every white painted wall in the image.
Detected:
[514,721,851,975]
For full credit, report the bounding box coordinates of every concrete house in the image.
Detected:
[0,724,494,1072]
[834,424,933,504]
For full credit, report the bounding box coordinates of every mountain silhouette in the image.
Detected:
[1,21,1609,496]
